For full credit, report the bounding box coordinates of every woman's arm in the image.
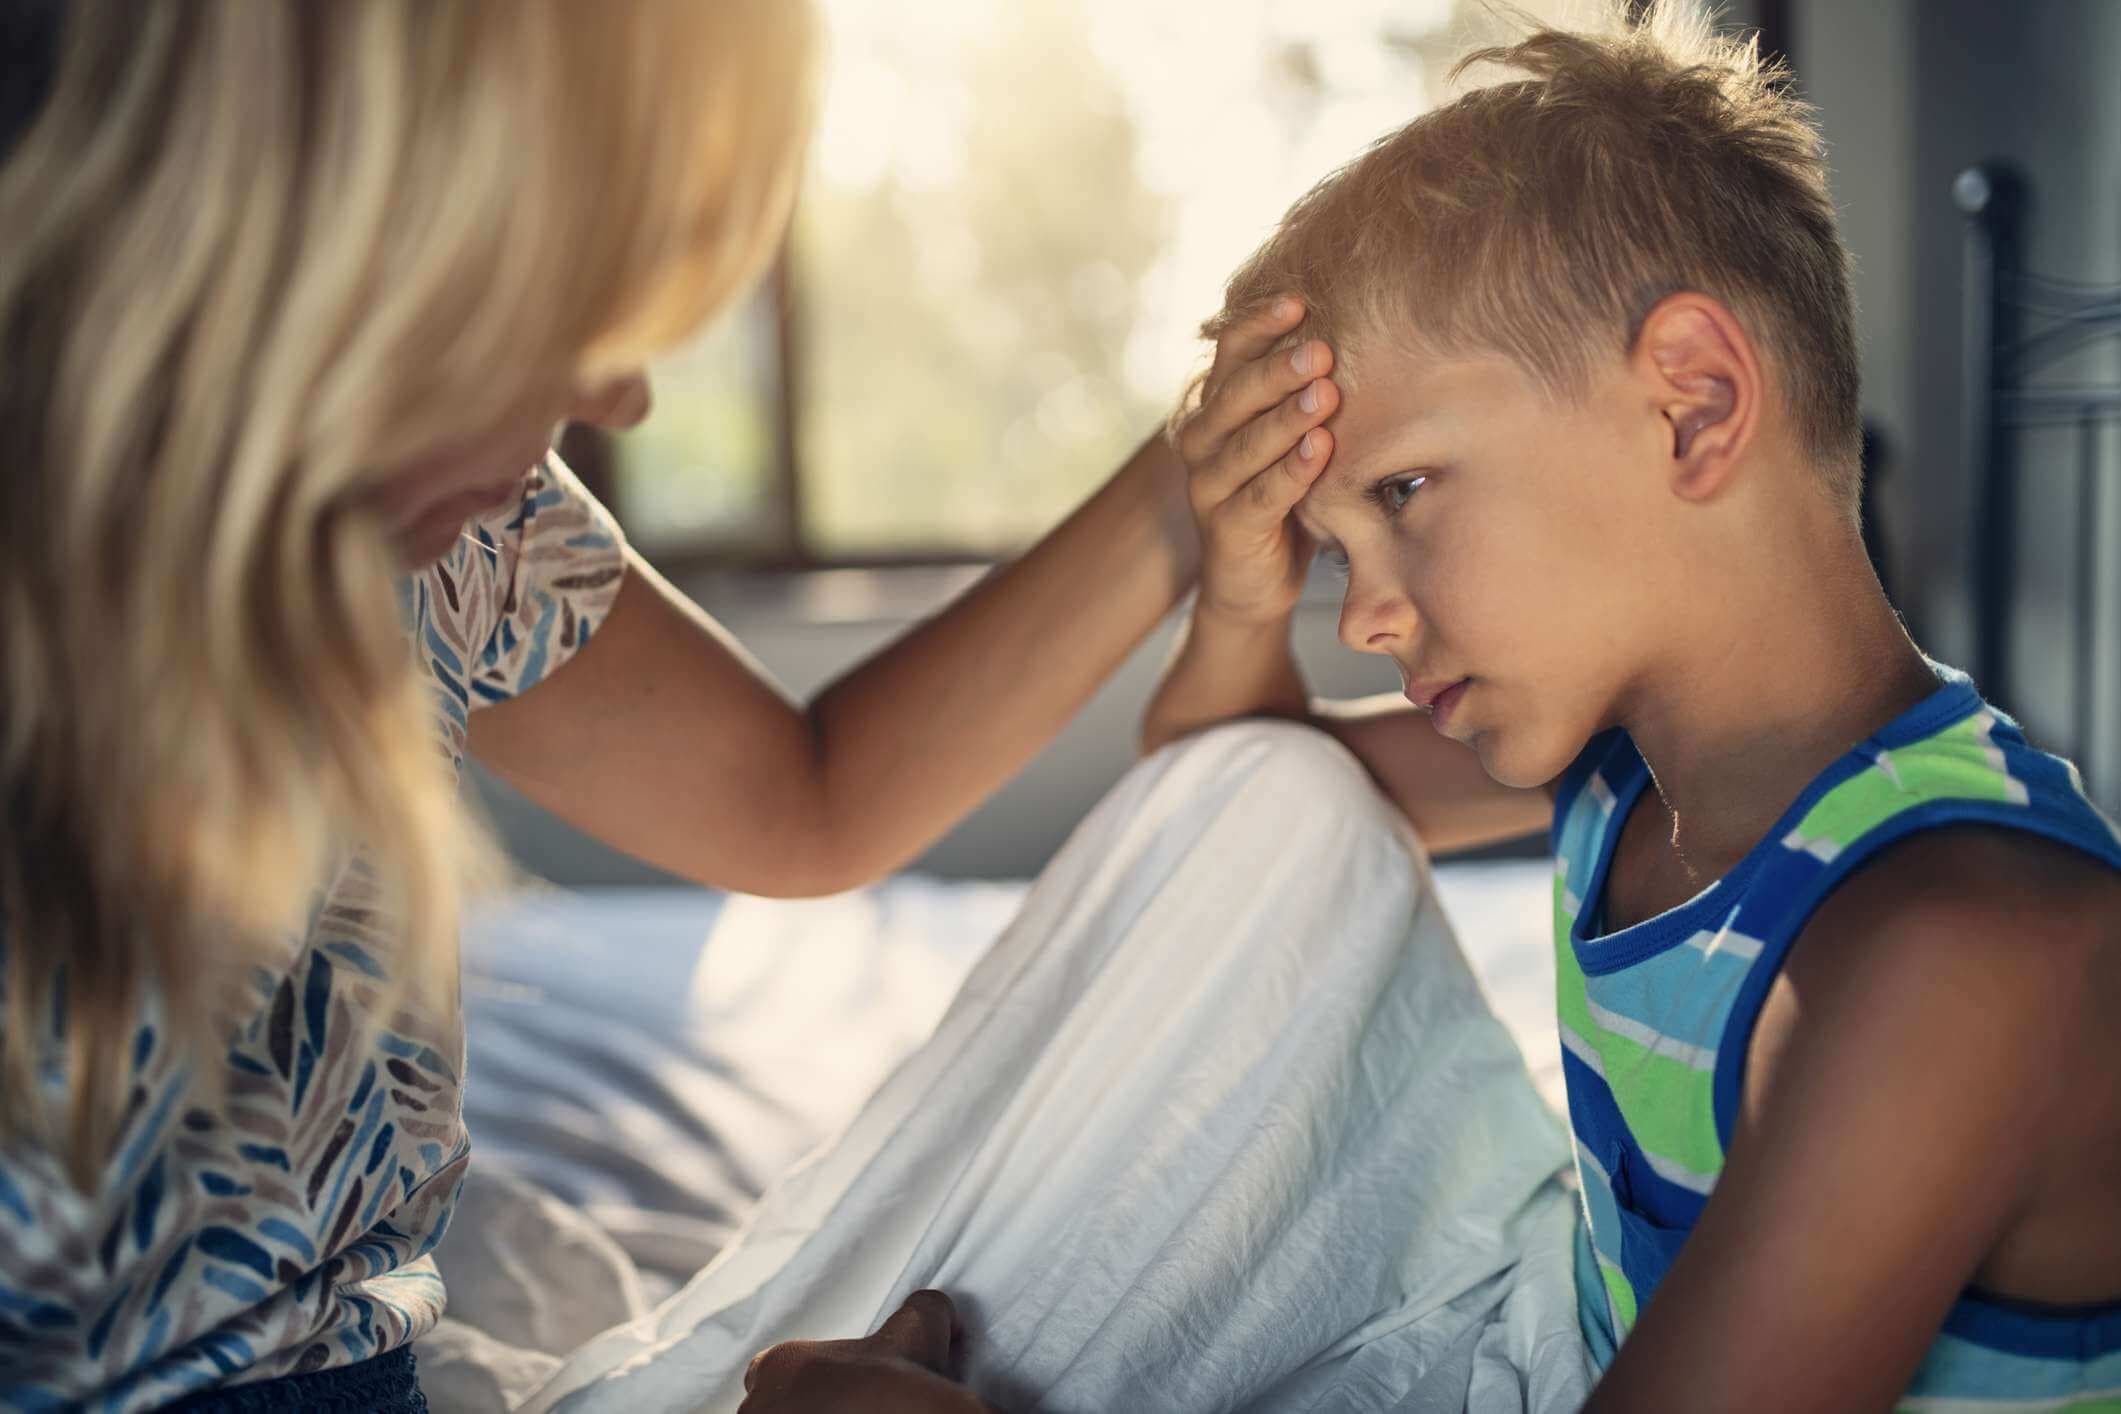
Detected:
[466,432,1198,896]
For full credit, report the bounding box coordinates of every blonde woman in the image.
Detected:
[0,2,1340,1407]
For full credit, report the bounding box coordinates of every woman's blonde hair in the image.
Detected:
[0,0,816,1182]
[1206,0,1860,503]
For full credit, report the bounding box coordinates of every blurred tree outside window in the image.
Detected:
[613,0,1583,565]
[613,278,788,560]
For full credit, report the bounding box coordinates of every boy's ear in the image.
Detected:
[1631,293,1761,502]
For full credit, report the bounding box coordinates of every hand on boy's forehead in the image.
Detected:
[1297,344,1529,508]
[1295,347,1444,508]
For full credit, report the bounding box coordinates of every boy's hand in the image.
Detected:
[1172,298,1340,625]
[739,1290,998,1414]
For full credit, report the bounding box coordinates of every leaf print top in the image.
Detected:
[0,455,626,1410]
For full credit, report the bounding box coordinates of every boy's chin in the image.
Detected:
[1474,727,1582,794]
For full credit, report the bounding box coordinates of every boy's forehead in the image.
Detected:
[1320,342,1526,483]
[1294,345,1536,542]
[1320,348,1447,483]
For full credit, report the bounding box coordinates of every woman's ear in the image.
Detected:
[1632,293,1762,503]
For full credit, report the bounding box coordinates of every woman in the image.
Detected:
[0,1,1249,1406]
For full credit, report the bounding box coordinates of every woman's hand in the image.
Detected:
[739,1290,1000,1414]
[1171,297,1341,626]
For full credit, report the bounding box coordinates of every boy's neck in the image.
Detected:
[1617,524,1939,886]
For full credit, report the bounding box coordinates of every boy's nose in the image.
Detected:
[1336,583,1418,656]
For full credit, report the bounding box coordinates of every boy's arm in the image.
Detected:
[1141,604,1550,853]
[741,1291,997,1412]
[1583,830,2107,1413]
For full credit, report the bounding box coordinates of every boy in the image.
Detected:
[1147,5,2121,1411]
[734,4,2121,1409]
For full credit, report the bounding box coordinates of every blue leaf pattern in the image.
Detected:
[346,1060,376,1113]
[0,456,624,1407]
[365,1124,395,1176]
[235,1144,290,1173]
[291,1043,316,1114]
[130,1158,163,1254]
[322,941,385,980]
[196,1229,274,1283]
[255,1219,314,1266]
[147,1238,192,1312]
[84,1283,130,1361]
[198,1267,267,1307]
[226,1052,272,1079]
[302,954,332,1053]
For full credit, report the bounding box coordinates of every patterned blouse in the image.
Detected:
[0,456,626,1410]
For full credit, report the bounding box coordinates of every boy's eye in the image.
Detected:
[1377,475,1427,514]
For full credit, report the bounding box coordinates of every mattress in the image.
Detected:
[453,858,1560,1298]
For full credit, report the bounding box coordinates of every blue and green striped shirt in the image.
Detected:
[1552,662,2121,1410]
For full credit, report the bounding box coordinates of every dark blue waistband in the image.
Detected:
[161,1346,427,1412]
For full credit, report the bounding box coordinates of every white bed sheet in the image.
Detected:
[426,859,1560,1408]
[452,861,1556,1283]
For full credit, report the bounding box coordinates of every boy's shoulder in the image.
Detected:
[1753,822,2120,1139]
[1801,821,2119,958]
[1783,824,2117,1043]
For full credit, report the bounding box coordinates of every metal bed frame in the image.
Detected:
[1955,162,2116,798]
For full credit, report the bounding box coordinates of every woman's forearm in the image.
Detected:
[1139,602,1311,755]
[805,434,1198,883]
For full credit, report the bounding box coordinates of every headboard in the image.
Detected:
[1954,162,2117,805]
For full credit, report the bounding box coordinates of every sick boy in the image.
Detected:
[743,5,2121,1410]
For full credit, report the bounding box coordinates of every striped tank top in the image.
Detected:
[1551,662,2121,1409]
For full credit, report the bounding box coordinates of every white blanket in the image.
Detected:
[486,723,1589,1414]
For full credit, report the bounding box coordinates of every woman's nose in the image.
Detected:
[571,372,653,430]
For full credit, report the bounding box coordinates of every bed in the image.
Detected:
[437,857,1559,1336]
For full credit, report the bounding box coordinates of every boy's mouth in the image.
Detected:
[1407,676,1473,733]
[1405,676,1468,711]
[1428,679,1472,733]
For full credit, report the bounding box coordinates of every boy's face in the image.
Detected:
[1296,334,1683,789]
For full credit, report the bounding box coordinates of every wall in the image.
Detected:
[1792,0,1916,562]
[1796,0,2121,805]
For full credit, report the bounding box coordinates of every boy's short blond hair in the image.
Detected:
[1212,1,1860,502]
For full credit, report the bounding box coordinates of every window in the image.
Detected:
[612,0,1591,566]
[617,277,791,560]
